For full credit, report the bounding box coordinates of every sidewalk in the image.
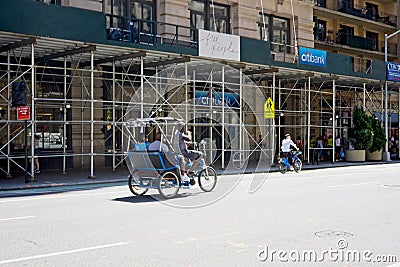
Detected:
[1,160,399,191]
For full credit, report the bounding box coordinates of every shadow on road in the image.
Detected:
[112,191,200,203]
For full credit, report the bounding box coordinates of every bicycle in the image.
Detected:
[278,150,302,174]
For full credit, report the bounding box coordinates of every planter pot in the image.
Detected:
[345,150,366,162]
[366,149,383,161]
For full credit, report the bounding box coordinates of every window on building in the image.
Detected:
[314,19,326,41]
[366,31,378,51]
[189,0,230,40]
[104,0,155,31]
[258,14,290,53]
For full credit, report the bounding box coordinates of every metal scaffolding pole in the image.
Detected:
[6,51,11,178]
[81,69,84,168]
[363,83,366,110]
[30,43,36,179]
[140,56,144,120]
[307,76,311,164]
[239,68,242,159]
[272,72,276,163]
[185,62,188,124]
[112,59,116,170]
[193,69,196,144]
[278,79,281,145]
[332,79,336,163]
[62,57,67,174]
[221,66,225,169]
[88,50,95,178]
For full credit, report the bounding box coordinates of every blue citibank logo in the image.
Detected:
[299,47,327,67]
[387,62,400,82]
[195,91,239,108]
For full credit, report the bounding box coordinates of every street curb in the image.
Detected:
[0,179,127,191]
[1,161,398,191]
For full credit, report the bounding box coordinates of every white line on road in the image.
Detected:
[0,216,35,222]
[327,182,380,188]
[0,241,133,265]
[175,232,240,244]
[0,190,127,203]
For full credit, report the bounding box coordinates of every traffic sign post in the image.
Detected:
[17,106,30,183]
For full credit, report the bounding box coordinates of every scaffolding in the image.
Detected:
[0,32,399,179]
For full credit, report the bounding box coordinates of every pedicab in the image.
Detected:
[124,117,217,198]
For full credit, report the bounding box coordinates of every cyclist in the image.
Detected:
[174,122,203,182]
[281,133,299,170]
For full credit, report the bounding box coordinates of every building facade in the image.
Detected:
[0,0,399,178]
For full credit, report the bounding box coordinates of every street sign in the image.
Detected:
[17,106,30,120]
[264,97,275,119]
[387,62,400,82]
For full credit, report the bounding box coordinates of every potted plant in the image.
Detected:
[366,116,386,161]
[346,106,373,161]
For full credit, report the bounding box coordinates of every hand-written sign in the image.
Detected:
[198,29,240,61]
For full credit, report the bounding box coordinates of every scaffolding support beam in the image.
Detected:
[0,37,36,53]
[86,51,146,66]
[37,45,96,63]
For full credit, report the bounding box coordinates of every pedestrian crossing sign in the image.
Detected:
[264,97,275,119]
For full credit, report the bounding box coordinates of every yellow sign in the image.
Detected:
[264,97,275,118]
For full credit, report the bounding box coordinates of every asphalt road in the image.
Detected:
[1,164,400,266]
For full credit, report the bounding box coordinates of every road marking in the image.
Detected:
[0,241,133,265]
[327,182,380,188]
[0,216,35,222]
[175,232,240,244]
[0,190,127,203]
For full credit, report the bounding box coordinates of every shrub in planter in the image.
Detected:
[348,106,373,150]
[369,116,386,153]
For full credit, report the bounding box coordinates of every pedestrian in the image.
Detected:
[335,136,342,161]
[317,135,324,161]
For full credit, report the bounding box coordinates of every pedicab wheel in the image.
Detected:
[198,166,217,192]
[128,174,149,196]
[158,171,180,199]
[278,162,287,174]
[293,159,302,173]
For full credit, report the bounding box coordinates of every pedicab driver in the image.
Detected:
[174,122,203,182]
[281,133,298,168]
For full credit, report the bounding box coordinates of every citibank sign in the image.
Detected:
[299,47,327,67]
[387,62,400,82]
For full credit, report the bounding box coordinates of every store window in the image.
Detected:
[34,64,71,151]
[258,14,290,53]
[189,0,230,40]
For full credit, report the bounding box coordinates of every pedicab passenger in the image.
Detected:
[148,132,169,152]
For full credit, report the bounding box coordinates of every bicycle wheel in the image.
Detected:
[198,166,217,192]
[158,171,180,198]
[128,173,149,196]
[232,151,246,169]
[293,159,302,173]
[278,162,287,174]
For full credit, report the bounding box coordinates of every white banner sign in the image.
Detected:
[198,29,240,61]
